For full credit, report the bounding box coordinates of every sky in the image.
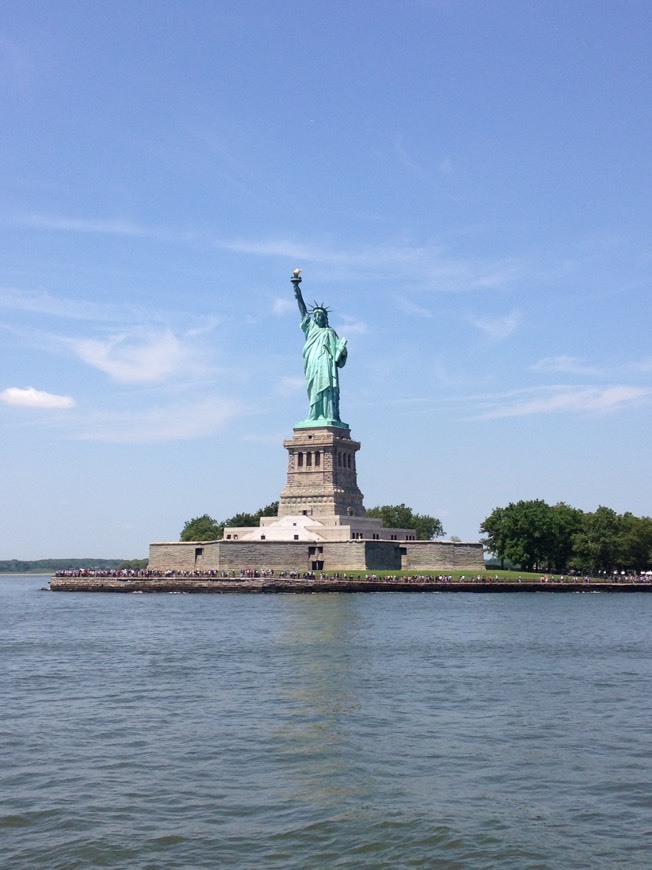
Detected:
[1,0,651,559]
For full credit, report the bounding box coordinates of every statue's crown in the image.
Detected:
[309,301,331,314]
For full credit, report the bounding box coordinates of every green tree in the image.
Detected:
[480,499,554,572]
[223,501,279,528]
[570,506,624,574]
[620,513,652,572]
[225,512,258,528]
[366,503,444,540]
[180,514,223,541]
[479,506,508,566]
[482,500,652,575]
[180,503,280,542]
[549,503,584,572]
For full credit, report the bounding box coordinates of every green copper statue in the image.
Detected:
[291,269,348,428]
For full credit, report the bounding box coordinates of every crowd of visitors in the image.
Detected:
[53,568,652,583]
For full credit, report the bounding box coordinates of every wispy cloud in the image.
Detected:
[336,315,368,336]
[396,296,432,318]
[217,236,520,293]
[12,214,520,296]
[627,357,652,374]
[68,329,197,383]
[392,135,440,191]
[532,355,601,376]
[68,396,244,443]
[274,376,304,397]
[533,355,652,378]
[0,286,126,323]
[438,157,454,176]
[272,297,294,315]
[19,214,165,239]
[0,386,76,409]
[470,310,521,342]
[474,385,652,420]
[242,431,287,445]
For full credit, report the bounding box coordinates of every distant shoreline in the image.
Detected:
[0,559,145,574]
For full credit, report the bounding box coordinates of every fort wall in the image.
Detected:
[148,538,484,573]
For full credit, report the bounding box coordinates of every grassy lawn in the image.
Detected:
[350,569,614,582]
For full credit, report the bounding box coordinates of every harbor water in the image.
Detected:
[2,576,651,868]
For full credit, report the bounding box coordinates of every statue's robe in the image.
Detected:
[301,313,347,422]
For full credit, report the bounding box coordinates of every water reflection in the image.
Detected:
[272,595,368,811]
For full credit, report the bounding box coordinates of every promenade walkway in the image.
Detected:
[50,570,652,593]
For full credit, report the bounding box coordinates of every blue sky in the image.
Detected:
[1,0,651,559]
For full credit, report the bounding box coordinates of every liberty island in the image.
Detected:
[51,270,485,590]
[47,272,652,592]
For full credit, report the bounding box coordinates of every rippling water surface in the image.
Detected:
[2,577,651,868]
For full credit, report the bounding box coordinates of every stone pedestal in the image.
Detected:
[278,426,366,519]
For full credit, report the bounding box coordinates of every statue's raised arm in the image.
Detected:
[291,268,308,319]
[290,269,348,430]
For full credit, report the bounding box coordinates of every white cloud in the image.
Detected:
[242,432,287,444]
[0,286,125,322]
[336,315,367,335]
[470,310,521,342]
[11,217,520,296]
[69,329,190,383]
[396,297,432,318]
[474,385,652,420]
[184,317,221,338]
[532,355,600,376]
[274,376,304,397]
[533,355,652,378]
[627,357,652,374]
[272,297,294,315]
[0,386,76,409]
[69,397,244,443]
[19,214,164,239]
[392,135,439,190]
[438,157,454,176]
[217,236,520,293]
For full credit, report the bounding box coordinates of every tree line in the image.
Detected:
[0,558,147,574]
[181,503,444,542]
[180,503,281,542]
[481,500,652,574]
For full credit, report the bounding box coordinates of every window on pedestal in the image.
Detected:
[298,452,303,468]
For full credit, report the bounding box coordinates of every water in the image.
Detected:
[2,576,651,869]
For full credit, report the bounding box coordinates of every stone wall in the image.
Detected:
[148,541,221,572]
[218,540,317,571]
[402,541,484,571]
[149,538,484,573]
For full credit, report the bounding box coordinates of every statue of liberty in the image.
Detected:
[291,269,348,428]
